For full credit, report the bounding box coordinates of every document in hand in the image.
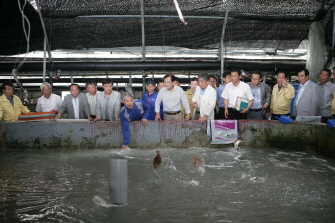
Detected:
[235,97,249,112]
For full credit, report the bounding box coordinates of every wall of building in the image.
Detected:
[1,120,334,158]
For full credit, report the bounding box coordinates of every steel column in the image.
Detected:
[140,0,146,61]
[220,0,232,86]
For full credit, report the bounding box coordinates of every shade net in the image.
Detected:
[0,0,332,56]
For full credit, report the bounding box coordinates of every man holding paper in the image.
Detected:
[221,70,254,119]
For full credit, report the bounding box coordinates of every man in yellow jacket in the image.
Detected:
[270,71,294,120]
[0,82,30,122]
[183,77,198,119]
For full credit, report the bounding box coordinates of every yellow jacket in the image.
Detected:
[182,89,195,119]
[270,83,294,114]
[0,94,30,122]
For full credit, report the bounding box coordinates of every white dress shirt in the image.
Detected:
[222,81,254,108]
[155,85,191,114]
[72,97,80,119]
[36,93,62,112]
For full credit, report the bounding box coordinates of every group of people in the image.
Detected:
[179,68,335,121]
[1,67,335,148]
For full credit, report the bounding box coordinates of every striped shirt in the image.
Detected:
[86,91,100,115]
[250,85,262,109]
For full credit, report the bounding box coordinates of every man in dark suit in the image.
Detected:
[55,84,91,120]
[294,69,319,116]
[246,71,271,119]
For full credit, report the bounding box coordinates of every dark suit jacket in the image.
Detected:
[247,82,271,106]
[59,93,90,119]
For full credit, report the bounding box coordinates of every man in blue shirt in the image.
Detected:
[120,92,150,150]
[216,72,231,119]
[141,80,162,120]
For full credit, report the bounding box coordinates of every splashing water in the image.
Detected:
[92,196,126,208]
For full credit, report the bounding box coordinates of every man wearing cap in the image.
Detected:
[141,80,162,120]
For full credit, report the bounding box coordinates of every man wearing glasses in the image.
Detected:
[246,71,271,119]
[155,74,190,121]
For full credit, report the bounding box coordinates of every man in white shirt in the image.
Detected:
[36,82,62,113]
[192,73,216,123]
[155,74,191,121]
[222,70,254,119]
[85,80,100,119]
[216,71,232,119]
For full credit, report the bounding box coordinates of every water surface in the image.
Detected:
[1,148,335,222]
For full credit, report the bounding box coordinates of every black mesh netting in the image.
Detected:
[0,0,333,55]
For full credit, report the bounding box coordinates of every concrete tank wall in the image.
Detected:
[0,120,334,158]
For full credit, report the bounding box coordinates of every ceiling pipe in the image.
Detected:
[0,61,305,72]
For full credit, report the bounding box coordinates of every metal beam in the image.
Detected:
[129,71,133,93]
[78,15,229,19]
[35,0,53,76]
[0,61,305,72]
[219,0,232,85]
[142,71,147,95]
[140,0,146,61]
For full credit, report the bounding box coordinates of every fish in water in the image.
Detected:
[153,151,162,168]
[192,156,204,167]
[233,139,243,149]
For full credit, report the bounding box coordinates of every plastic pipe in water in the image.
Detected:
[109,159,128,206]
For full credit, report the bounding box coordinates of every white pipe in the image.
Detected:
[109,159,128,205]
[173,0,187,25]
[43,36,47,81]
